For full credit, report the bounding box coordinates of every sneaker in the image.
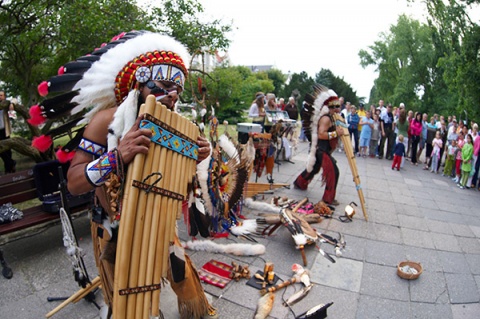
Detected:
[397,168,400,171]
[459,186,465,189]
[391,167,394,170]
[378,156,383,159]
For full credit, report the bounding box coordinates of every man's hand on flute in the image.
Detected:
[196,135,211,162]
[117,115,153,164]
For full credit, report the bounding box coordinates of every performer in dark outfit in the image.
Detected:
[293,85,343,206]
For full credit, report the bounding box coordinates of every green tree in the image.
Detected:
[0,0,232,162]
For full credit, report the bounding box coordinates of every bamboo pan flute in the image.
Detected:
[113,95,199,319]
[333,113,368,221]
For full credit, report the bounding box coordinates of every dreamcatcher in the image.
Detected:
[188,134,255,240]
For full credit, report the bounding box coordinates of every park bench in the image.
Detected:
[0,165,92,279]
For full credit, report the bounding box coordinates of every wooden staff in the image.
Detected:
[114,97,156,318]
[334,114,368,221]
[45,276,101,318]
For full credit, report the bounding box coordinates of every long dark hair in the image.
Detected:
[414,112,422,123]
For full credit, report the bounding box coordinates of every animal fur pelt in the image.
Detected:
[183,240,265,256]
[244,198,282,214]
[253,292,275,319]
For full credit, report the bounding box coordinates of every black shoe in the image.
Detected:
[378,156,383,159]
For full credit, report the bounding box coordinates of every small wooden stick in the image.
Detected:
[260,276,298,295]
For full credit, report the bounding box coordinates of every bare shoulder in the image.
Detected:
[83,107,118,145]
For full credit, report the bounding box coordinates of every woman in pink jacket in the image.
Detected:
[410,112,423,165]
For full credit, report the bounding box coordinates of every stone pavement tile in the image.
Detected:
[360,263,409,301]
[404,246,442,272]
[416,198,440,210]
[409,270,448,303]
[285,284,357,319]
[444,273,480,304]
[405,177,423,187]
[427,219,453,234]
[431,233,462,252]
[364,239,405,267]
[365,222,403,244]
[327,218,368,238]
[401,228,435,249]
[470,225,480,238]
[465,254,480,275]
[411,302,453,319]
[398,214,429,231]
[340,235,366,262]
[392,193,414,205]
[450,223,476,237]
[370,210,400,227]
[424,209,463,224]
[451,303,480,319]
[214,298,254,319]
[410,185,431,200]
[0,294,53,319]
[394,202,423,218]
[0,263,35,308]
[365,198,393,212]
[432,178,450,188]
[356,294,410,319]
[310,255,363,292]
[457,237,480,254]
[437,251,471,274]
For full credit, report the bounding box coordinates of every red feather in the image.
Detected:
[32,135,53,152]
[27,105,46,126]
[38,81,49,97]
[56,149,76,163]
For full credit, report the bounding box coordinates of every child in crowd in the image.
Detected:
[392,134,406,171]
[459,134,474,189]
[443,139,457,177]
[369,114,380,158]
[430,131,443,173]
[453,132,465,183]
[359,111,374,158]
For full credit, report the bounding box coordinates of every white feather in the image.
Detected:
[293,234,308,247]
[183,240,265,256]
[244,198,281,213]
[191,108,197,119]
[218,134,239,163]
[71,32,190,122]
[200,108,207,117]
[106,89,139,150]
[196,145,213,214]
[229,219,257,236]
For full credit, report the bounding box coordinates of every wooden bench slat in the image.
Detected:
[0,189,39,206]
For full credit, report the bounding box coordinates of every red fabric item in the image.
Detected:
[32,135,53,152]
[198,260,233,288]
[321,153,336,204]
[57,66,65,75]
[392,155,402,170]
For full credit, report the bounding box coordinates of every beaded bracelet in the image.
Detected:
[85,149,118,186]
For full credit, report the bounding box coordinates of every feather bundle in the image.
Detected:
[183,240,265,256]
[253,292,275,319]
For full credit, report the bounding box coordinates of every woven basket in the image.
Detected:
[397,261,423,280]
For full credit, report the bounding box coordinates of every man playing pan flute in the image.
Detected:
[31,31,214,318]
[293,85,344,206]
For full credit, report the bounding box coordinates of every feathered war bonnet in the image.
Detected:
[29,30,190,159]
[305,84,340,172]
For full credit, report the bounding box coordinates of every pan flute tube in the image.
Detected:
[150,112,182,317]
[142,104,172,316]
[113,97,156,319]
[133,102,165,319]
[125,99,163,319]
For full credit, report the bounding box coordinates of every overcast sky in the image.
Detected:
[196,0,430,100]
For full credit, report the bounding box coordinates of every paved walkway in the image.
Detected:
[1,140,480,319]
